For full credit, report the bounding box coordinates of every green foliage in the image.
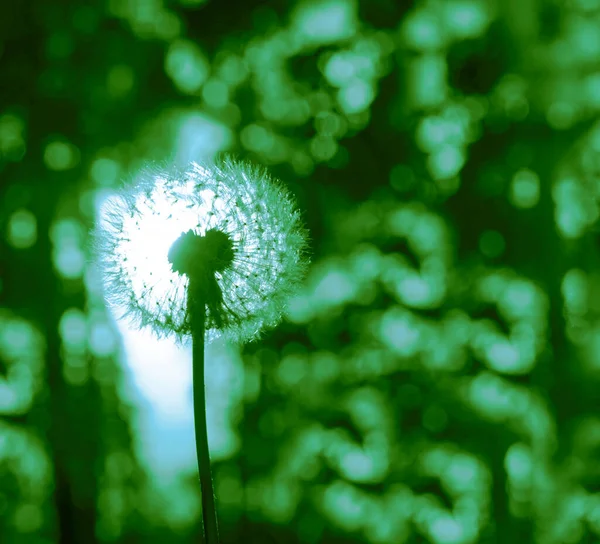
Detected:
[2,0,600,542]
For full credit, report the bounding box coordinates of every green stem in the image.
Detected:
[189,287,220,544]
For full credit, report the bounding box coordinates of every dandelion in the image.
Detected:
[94,157,309,544]
[96,158,308,341]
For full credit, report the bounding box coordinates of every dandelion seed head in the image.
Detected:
[95,158,309,343]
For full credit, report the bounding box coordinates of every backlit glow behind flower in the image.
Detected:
[95,158,309,342]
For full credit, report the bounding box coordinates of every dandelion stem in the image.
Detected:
[189,286,220,544]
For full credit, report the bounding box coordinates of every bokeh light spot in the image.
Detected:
[59,308,87,352]
[402,9,445,51]
[89,321,117,357]
[429,515,464,543]
[50,218,86,279]
[44,140,79,171]
[504,442,532,483]
[292,0,357,46]
[428,145,465,180]
[510,168,540,209]
[562,268,588,315]
[0,114,26,161]
[407,54,447,109]
[202,79,229,108]
[91,158,121,187]
[7,209,37,249]
[165,40,210,94]
[486,341,522,373]
[443,0,489,40]
[337,79,375,114]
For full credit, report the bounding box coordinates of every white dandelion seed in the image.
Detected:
[94,158,309,343]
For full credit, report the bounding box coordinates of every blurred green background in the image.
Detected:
[2,0,600,542]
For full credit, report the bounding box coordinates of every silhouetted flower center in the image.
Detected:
[168,228,235,279]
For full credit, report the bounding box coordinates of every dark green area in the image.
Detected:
[1,0,600,543]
